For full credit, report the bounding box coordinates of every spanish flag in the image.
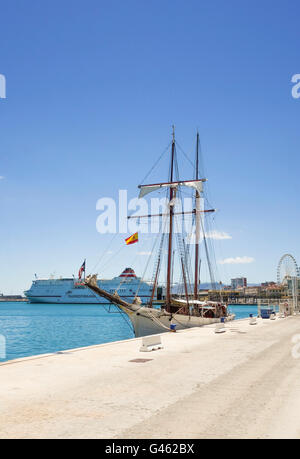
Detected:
[125,232,138,245]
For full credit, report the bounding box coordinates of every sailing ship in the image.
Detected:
[85,128,235,337]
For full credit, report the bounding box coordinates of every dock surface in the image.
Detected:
[1,316,300,439]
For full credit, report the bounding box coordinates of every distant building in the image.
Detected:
[244,286,261,296]
[222,285,233,291]
[231,277,247,289]
[0,294,26,302]
[287,277,300,296]
[261,281,276,288]
[264,285,285,296]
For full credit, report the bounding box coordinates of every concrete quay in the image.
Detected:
[1,316,300,439]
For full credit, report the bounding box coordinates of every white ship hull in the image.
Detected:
[120,305,235,337]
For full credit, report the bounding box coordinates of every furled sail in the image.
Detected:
[138,180,204,199]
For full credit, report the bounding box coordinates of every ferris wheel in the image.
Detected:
[277,254,299,284]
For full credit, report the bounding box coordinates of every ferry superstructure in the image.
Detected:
[24,268,154,304]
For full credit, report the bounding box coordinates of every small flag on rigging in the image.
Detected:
[125,232,138,245]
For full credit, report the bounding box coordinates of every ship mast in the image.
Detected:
[127,128,213,310]
[166,126,176,311]
[194,132,200,299]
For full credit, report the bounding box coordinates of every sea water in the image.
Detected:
[0,302,258,362]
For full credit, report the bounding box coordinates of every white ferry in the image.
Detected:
[24,268,154,304]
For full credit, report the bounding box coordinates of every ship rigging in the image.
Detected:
[85,127,235,336]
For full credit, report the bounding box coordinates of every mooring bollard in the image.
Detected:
[215,317,226,334]
[140,335,163,352]
[249,313,257,325]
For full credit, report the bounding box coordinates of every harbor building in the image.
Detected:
[231,277,247,289]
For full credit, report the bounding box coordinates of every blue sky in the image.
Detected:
[0,0,300,293]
